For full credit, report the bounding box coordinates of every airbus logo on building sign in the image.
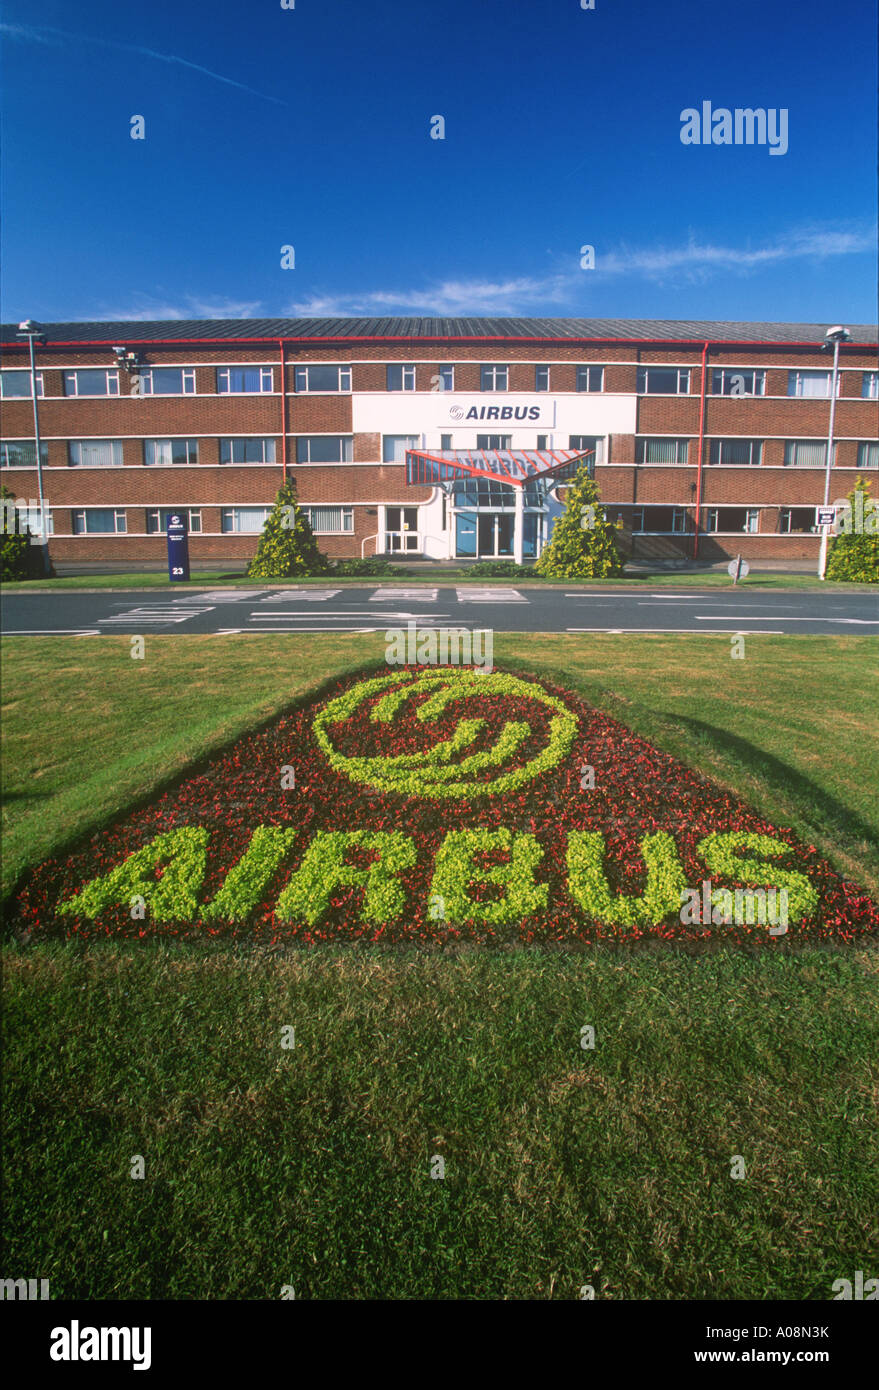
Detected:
[448,403,546,422]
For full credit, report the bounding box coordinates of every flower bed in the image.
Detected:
[12,666,879,945]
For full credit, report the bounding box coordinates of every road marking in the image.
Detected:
[4,628,104,635]
[456,588,527,602]
[173,589,268,603]
[566,627,787,634]
[249,610,452,620]
[256,589,341,603]
[695,615,879,624]
[370,588,439,602]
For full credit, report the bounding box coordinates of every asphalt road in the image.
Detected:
[2,585,878,635]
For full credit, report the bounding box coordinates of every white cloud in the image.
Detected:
[289,223,877,316]
[81,295,263,322]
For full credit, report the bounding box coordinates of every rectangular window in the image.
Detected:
[68,440,124,467]
[72,508,127,534]
[137,367,195,395]
[217,366,274,393]
[301,506,354,534]
[535,365,550,391]
[637,367,690,394]
[671,508,688,533]
[856,441,879,468]
[576,365,604,392]
[143,439,199,466]
[0,440,48,467]
[707,507,761,533]
[787,370,840,398]
[476,434,512,451]
[440,434,452,451]
[219,437,277,464]
[146,508,202,534]
[294,365,351,393]
[64,368,119,397]
[635,438,690,464]
[536,435,548,451]
[221,506,272,533]
[862,372,879,399]
[779,508,818,534]
[295,436,353,464]
[783,440,829,467]
[711,368,766,396]
[632,507,645,532]
[708,439,763,466]
[0,369,43,398]
[382,434,420,463]
[480,365,508,391]
[386,364,416,391]
[569,435,605,464]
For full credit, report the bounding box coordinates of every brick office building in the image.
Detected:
[1,316,877,567]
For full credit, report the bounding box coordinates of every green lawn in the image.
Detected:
[3,939,876,1299]
[3,570,876,590]
[2,634,877,1300]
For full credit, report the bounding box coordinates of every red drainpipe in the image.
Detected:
[278,338,288,480]
[693,341,709,559]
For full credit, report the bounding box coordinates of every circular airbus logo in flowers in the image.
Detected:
[311,669,579,799]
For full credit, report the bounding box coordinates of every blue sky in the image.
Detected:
[1,0,876,324]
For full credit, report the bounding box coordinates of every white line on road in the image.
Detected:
[566,627,787,634]
[456,588,527,602]
[369,588,439,602]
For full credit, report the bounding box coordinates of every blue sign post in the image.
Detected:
[166,512,190,582]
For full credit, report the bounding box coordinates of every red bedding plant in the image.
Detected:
[11,666,878,946]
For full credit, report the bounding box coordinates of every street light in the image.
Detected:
[818,325,851,580]
[15,319,50,576]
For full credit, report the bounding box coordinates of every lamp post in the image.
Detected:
[818,325,850,580]
[15,320,50,575]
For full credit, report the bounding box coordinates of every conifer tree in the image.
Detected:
[246,477,328,578]
[825,476,879,583]
[534,466,624,579]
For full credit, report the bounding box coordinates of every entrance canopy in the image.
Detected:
[405,447,594,489]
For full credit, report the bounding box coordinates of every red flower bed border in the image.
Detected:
[11,666,878,946]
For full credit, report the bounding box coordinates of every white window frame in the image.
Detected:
[219,437,277,465]
[862,372,879,400]
[671,508,688,533]
[637,367,690,395]
[0,369,43,398]
[710,368,766,396]
[382,434,421,463]
[146,508,202,534]
[480,365,509,391]
[72,508,127,534]
[783,440,834,468]
[301,506,354,534]
[295,436,354,464]
[576,365,604,392]
[856,441,879,468]
[787,370,840,398]
[137,367,196,395]
[535,365,550,391]
[143,438,199,466]
[68,440,124,468]
[64,368,120,397]
[386,364,416,392]
[435,365,454,392]
[216,366,274,394]
[221,506,272,534]
[294,365,351,393]
[0,440,49,467]
[635,438,690,464]
[708,439,763,466]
